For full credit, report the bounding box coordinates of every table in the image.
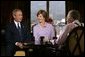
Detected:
[21,42,59,56]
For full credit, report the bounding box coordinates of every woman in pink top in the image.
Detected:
[33,10,55,45]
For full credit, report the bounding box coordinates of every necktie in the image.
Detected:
[17,23,21,31]
[17,23,22,41]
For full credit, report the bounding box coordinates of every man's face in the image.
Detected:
[13,11,23,22]
[67,14,74,24]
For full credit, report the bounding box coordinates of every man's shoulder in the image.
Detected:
[6,21,14,26]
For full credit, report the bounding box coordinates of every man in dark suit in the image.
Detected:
[5,9,31,56]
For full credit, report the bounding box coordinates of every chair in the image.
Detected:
[65,26,84,56]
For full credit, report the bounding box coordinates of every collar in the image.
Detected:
[39,22,47,28]
[72,20,81,26]
[14,20,21,28]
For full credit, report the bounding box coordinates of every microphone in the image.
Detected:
[40,36,44,45]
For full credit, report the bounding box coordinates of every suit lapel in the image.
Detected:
[11,22,19,33]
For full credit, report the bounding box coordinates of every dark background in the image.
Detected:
[0,0,84,56]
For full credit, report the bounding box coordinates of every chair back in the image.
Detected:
[65,26,84,56]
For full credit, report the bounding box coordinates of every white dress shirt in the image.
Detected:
[14,20,21,45]
[14,20,21,29]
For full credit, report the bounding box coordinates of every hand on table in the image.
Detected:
[15,42,24,49]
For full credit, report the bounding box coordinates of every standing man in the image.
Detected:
[5,9,31,56]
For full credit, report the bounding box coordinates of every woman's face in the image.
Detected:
[37,14,45,23]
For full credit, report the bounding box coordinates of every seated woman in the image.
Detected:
[33,10,55,45]
[56,10,82,45]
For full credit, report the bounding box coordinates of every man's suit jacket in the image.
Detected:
[5,21,32,56]
[5,21,31,45]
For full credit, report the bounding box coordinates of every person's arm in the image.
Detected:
[5,24,15,44]
[56,24,71,45]
[21,23,32,41]
[50,25,55,39]
[33,26,40,45]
